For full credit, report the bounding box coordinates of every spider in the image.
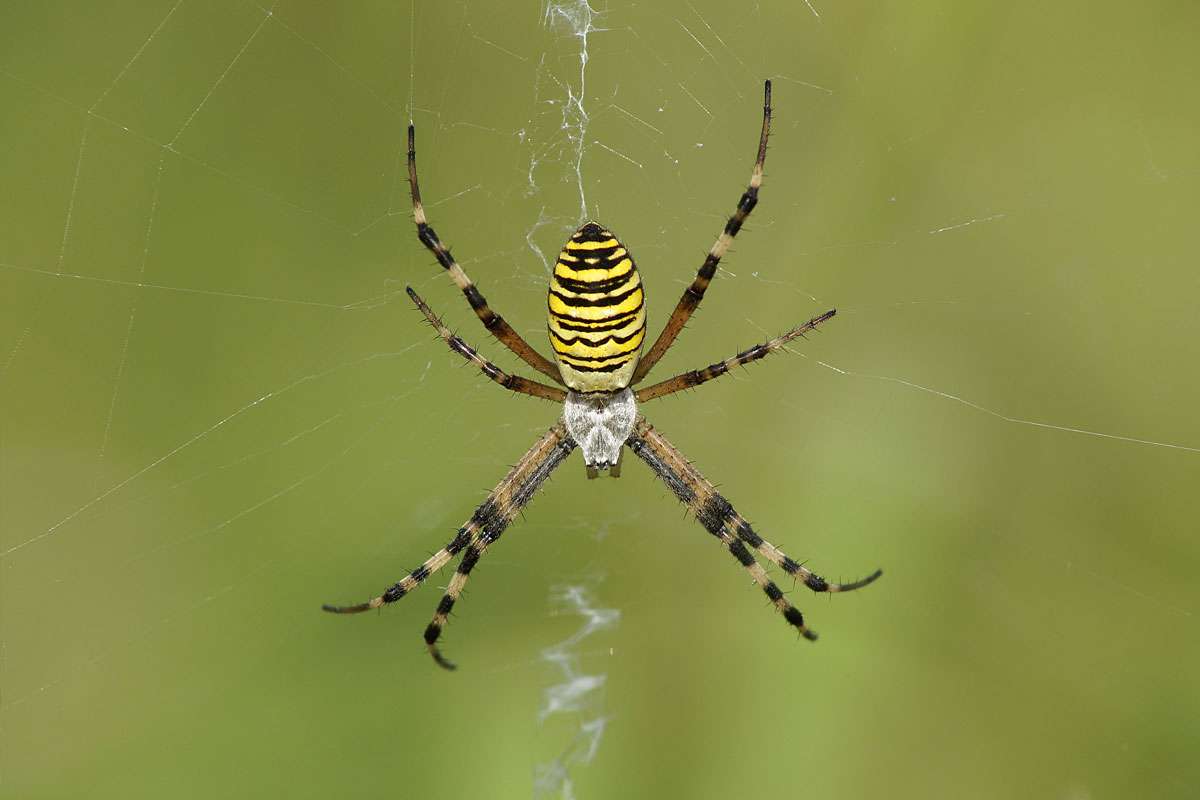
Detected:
[324,80,882,670]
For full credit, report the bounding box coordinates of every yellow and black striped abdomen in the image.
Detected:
[548,222,646,392]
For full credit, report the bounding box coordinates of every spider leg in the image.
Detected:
[421,422,576,669]
[325,423,575,669]
[625,416,880,640]
[632,80,772,385]
[635,309,835,402]
[408,287,567,403]
[407,125,564,385]
[322,527,472,615]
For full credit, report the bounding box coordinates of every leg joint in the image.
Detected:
[698,493,735,536]
[728,539,756,567]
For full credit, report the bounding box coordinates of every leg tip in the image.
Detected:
[322,601,372,614]
[429,645,458,671]
[829,567,884,593]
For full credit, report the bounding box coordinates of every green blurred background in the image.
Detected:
[2,1,1198,797]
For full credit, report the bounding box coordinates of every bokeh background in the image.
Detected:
[2,2,1198,798]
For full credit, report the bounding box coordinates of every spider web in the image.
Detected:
[2,2,1198,798]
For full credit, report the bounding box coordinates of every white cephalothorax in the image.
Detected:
[562,389,637,471]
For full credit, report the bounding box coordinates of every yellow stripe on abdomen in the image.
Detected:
[548,222,646,392]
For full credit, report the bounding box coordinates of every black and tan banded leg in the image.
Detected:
[322,526,474,616]
[631,80,773,385]
[635,308,836,402]
[625,417,881,640]
[407,124,564,385]
[421,422,577,669]
[407,287,567,403]
[324,422,576,670]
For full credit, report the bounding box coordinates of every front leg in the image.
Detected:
[626,416,881,640]
[324,422,577,670]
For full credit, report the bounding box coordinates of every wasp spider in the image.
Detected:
[324,81,882,669]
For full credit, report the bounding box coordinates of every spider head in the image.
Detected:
[547,222,647,392]
[562,388,637,474]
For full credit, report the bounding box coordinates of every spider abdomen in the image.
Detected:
[548,222,646,391]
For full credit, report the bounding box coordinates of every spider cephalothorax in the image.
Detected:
[562,387,637,476]
[325,81,882,670]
